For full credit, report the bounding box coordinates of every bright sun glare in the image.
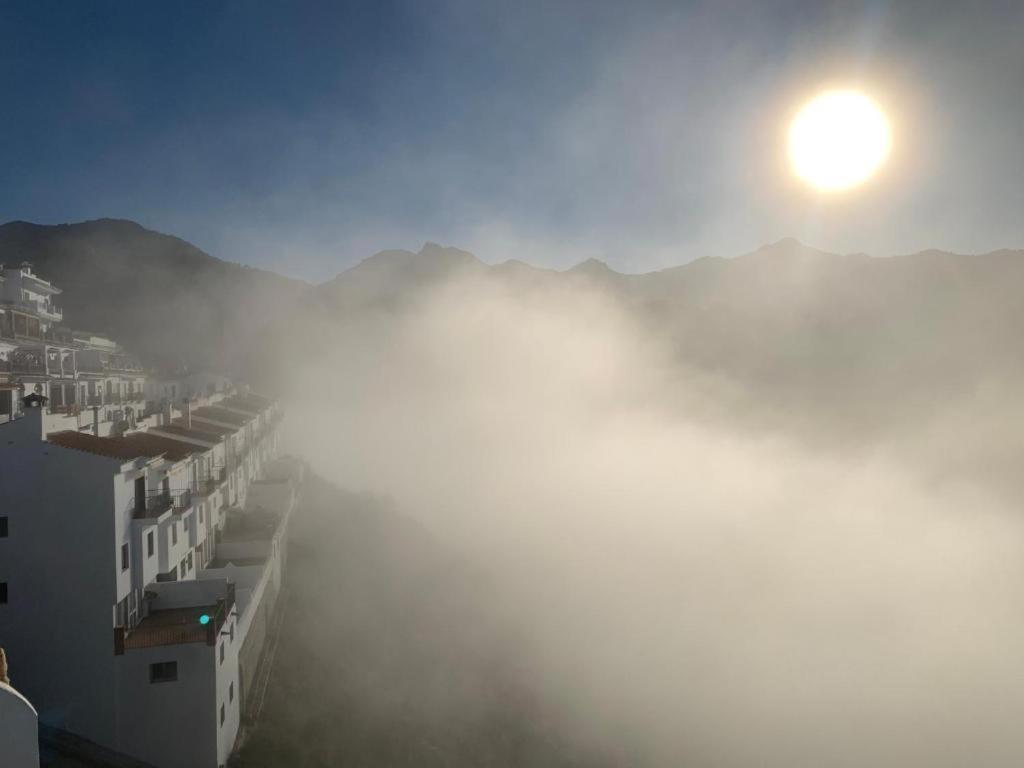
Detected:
[789,90,891,191]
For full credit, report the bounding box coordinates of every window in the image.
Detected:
[229,620,235,643]
[149,661,178,683]
[147,530,155,557]
[199,504,204,524]
[187,551,193,571]
[121,543,129,571]
[0,582,7,604]
[219,642,224,664]
[0,516,7,537]
[184,517,189,533]
[171,523,177,546]
[229,682,234,702]
[220,703,225,726]
[180,557,187,575]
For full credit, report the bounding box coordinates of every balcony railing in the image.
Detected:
[48,404,82,416]
[193,477,217,496]
[193,467,227,496]
[206,582,237,645]
[11,360,46,375]
[133,490,172,519]
[171,489,192,512]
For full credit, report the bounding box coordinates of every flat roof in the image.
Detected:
[124,605,216,649]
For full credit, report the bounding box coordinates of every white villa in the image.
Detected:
[0,265,302,768]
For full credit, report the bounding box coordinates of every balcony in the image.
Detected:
[133,490,172,519]
[193,467,227,497]
[171,488,192,512]
[47,404,82,416]
[38,303,62,322]
[118,582,235,651]
[10,353,46,375]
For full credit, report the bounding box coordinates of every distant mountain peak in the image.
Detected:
[740,238,837,261]
[567,257,618,276]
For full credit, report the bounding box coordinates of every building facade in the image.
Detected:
[0,266,301,768]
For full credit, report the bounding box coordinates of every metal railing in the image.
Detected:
[170,489,192,512]
[132,490,172,518]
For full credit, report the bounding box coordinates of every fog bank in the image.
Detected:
[287,272,1024,766]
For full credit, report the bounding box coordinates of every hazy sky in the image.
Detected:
[2,1,1022,280]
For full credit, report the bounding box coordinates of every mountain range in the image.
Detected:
[3,218,1023,466]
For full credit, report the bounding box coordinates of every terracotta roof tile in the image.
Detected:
[48,430,199,462]
[191,406,251,426]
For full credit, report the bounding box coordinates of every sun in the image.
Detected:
[788,90,891,191]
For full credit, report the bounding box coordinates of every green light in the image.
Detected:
[199,614,211,625]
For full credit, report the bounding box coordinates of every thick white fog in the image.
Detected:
[287,271,1024,766]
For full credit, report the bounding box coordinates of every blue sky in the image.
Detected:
[2,1,1022,280]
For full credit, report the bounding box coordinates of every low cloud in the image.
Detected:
[287,271,1024,766]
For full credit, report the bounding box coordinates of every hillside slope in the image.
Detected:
[0,219,311,379]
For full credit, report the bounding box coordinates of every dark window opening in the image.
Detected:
[147,530,155,557]
[149,661,178,683]
[121,543,129,571]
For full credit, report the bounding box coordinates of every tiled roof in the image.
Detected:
[221,393,274,414]
[162,421,234,439]
[191,406,251,426]
[48,431,200,462]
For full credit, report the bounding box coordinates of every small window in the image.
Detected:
[180,557,187,575]
[199,505,204,524]
[219,642,224,664]
[0,582,7,604]
[0,516,7,537]
[171,523,177,546]
[149,661,177,683]
[229,681,234,702]
[187,551,193,571]
[147,530,155,557]
[121,543,130,571]
[220,703,225,725]
[184,517,190,533]
[229,620,235,643]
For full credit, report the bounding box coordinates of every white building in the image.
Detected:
[0,648,40,768]
[0,262,62,325]
[0,376,299,768]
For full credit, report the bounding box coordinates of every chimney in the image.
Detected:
[92,405,100,436]
[184,398,192,430]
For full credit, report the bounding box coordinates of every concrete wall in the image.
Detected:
[0,408,122,745]
[0,681,40,768]
[114,642,219,768]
